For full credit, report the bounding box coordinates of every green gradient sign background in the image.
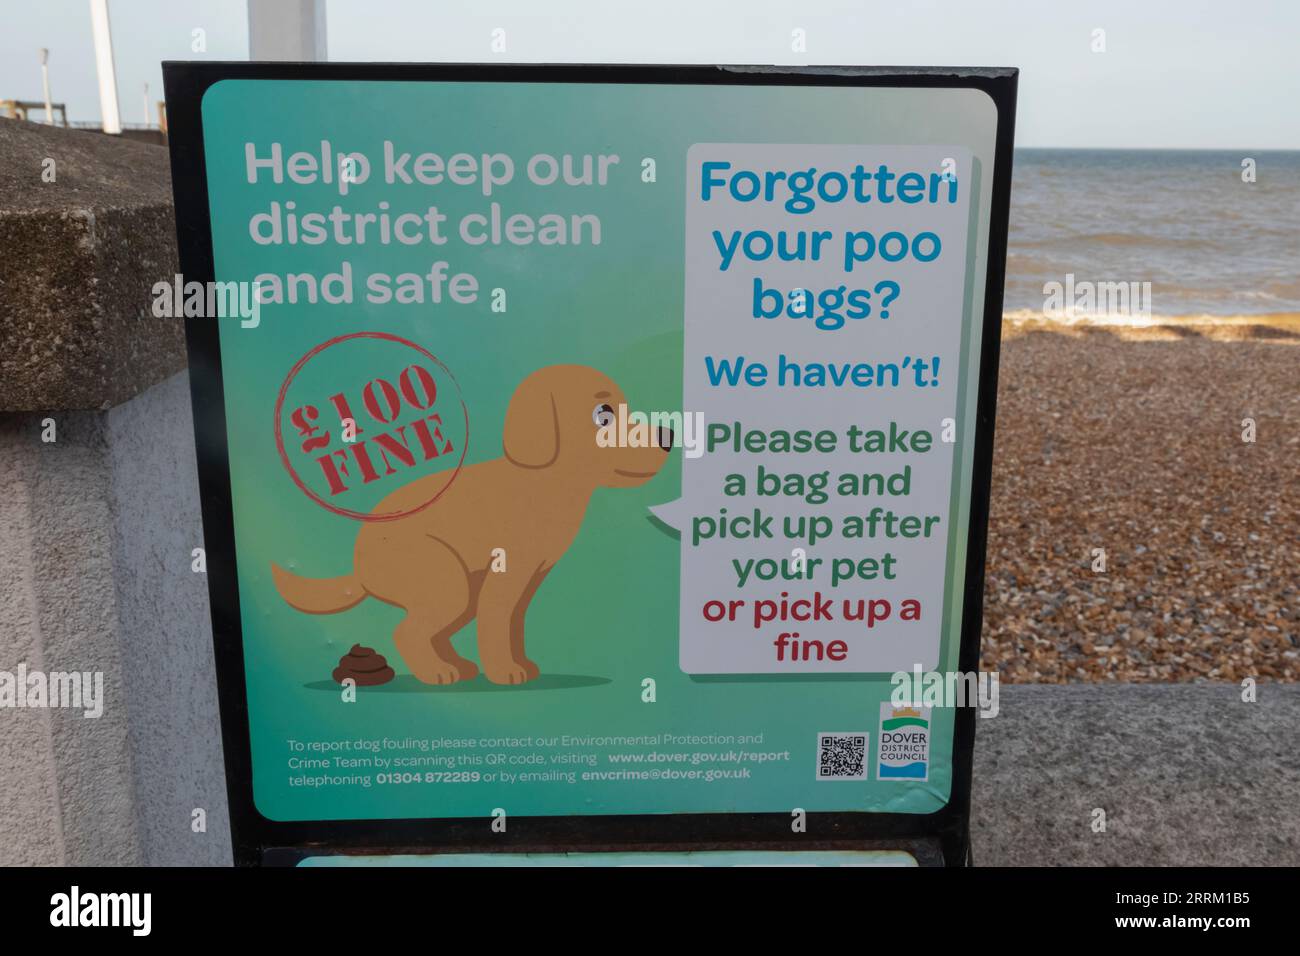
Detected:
[200,79,997,822]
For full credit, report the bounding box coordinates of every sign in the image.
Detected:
[163,63,1017,866]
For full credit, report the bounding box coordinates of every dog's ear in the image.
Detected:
[503,371,560,468]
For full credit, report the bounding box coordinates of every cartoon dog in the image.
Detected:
[272,365,671,685]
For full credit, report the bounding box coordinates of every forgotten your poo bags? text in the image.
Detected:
[653,144,974,675]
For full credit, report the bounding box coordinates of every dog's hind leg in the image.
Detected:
[357,536,478,685]
[431,570,484,681]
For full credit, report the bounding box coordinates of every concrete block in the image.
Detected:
[973,683,1300,865]
[0,118,184,411]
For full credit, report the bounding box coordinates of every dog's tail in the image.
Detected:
[271,563,367,615]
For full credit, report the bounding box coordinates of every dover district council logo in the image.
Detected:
[878,703,930,780]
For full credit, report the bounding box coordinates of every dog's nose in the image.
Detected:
[656,426,674,451]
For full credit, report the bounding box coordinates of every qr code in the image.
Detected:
[817,732,868,780]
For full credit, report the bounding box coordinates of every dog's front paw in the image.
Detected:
[484,662,536,685]
[411,661,464,686]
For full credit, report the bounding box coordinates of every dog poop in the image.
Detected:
[332,644,395,686]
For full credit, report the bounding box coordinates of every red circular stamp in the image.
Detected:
[273,331,469,521]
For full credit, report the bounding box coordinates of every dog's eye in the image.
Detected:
[592,403,616,428]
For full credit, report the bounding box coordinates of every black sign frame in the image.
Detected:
[162,61,1017,867]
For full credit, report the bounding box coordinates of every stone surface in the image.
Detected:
[973,682,1300,865]
[105,371,232,865]
[984,328,1299,682]
[0,453,67,865]
[0,117,184,411]
[0,412,141,865]
[0,371,231,866]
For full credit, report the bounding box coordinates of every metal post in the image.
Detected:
[39,48,53,124]
[88,0,122,134]
[247,0,328,61]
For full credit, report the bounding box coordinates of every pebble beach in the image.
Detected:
[982,320,1299,682]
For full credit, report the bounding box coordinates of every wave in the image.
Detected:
[1002,308,1300,334]
[1010,232,1213,250]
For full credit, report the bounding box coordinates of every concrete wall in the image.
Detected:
[105,372,232,865]
[0,117,228,865]
[0,373,231,866]
[0,411,140,864]
[974,683,1300,866]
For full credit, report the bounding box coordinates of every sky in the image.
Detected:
[0,0,1296,149]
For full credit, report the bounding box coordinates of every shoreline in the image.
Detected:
[1001,310,1300,341]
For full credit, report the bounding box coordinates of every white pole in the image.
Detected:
[39,48,53,124]
[247,0,327,61]
[143,81,150,126]
[88,0,121,134]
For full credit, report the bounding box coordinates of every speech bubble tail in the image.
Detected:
[646,513,680,540]
[647,498,686,539]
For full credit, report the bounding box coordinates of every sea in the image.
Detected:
[1004,149,1300,325]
